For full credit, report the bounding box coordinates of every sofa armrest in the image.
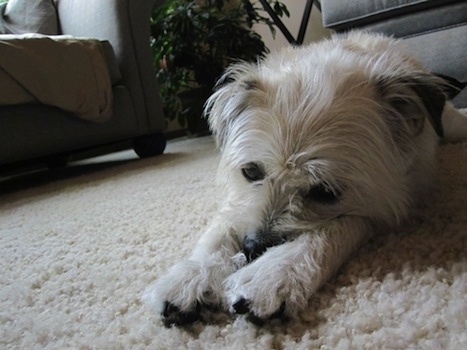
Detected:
[55,0,166,132]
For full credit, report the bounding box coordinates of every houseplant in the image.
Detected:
[151,0,288,135]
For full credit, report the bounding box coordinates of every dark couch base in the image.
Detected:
[0,86,139,164]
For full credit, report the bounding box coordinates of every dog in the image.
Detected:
[143,31,467,327]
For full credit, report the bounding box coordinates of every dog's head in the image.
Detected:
[205,32,449,242]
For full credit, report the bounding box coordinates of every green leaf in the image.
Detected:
[150,0,289,130]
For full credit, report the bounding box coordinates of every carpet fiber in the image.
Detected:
[1,136,466,349]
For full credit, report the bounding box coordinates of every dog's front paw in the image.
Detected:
[143,252,241,327]
[143,260,220,327]
[224,266,287,324]
[224,252,309,324]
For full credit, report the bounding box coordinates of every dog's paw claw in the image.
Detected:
[246,313,267,326]
[231,299,286,324]
[269,301,286,319]
[161,301,201,327]
[232,298,250,314]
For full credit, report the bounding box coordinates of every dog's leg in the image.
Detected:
[143,218,243,327]
[442,103,467,142]
[224,218,371,323]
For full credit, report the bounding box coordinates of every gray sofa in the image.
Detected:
[0,0,166,168]
[320,0,467,109]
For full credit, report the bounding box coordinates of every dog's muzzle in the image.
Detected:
[242,232,286,263]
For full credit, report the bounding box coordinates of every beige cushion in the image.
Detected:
[0,35,113,122]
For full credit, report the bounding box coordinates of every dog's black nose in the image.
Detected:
[242,233,285,262]
[243,234,265,262]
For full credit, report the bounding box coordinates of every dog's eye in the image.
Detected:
[241,162,265,182]
[306,184,342,204]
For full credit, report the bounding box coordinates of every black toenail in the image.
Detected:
[246,313,266,326]
[243,302,286,326]
[161,301,201,327]
[269,302,286,319]
[162,301,178,317]
[232,298,250,314]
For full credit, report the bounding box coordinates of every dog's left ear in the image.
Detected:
[204,62,260,149]
[377,73,447,138]
[204,80,248,149]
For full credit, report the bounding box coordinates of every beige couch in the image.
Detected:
[0,0,166,167]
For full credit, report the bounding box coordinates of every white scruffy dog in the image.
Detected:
[144,31,467,327]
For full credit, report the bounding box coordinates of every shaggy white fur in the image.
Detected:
[146,32,467,327]
[1,135,466,349]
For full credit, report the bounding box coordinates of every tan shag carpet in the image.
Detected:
[1,136,466,349]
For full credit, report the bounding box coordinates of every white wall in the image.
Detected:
[253,1,332,51]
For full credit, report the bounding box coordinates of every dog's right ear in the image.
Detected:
[433,73,466,100]
[204,62,259,149]
[376,73,448,138]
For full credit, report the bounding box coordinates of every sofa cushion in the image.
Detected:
[0,34,113,122]
[398,25,467,108]
[321,0,463,30]
[0,0,58,35]
[359,2,467,39]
